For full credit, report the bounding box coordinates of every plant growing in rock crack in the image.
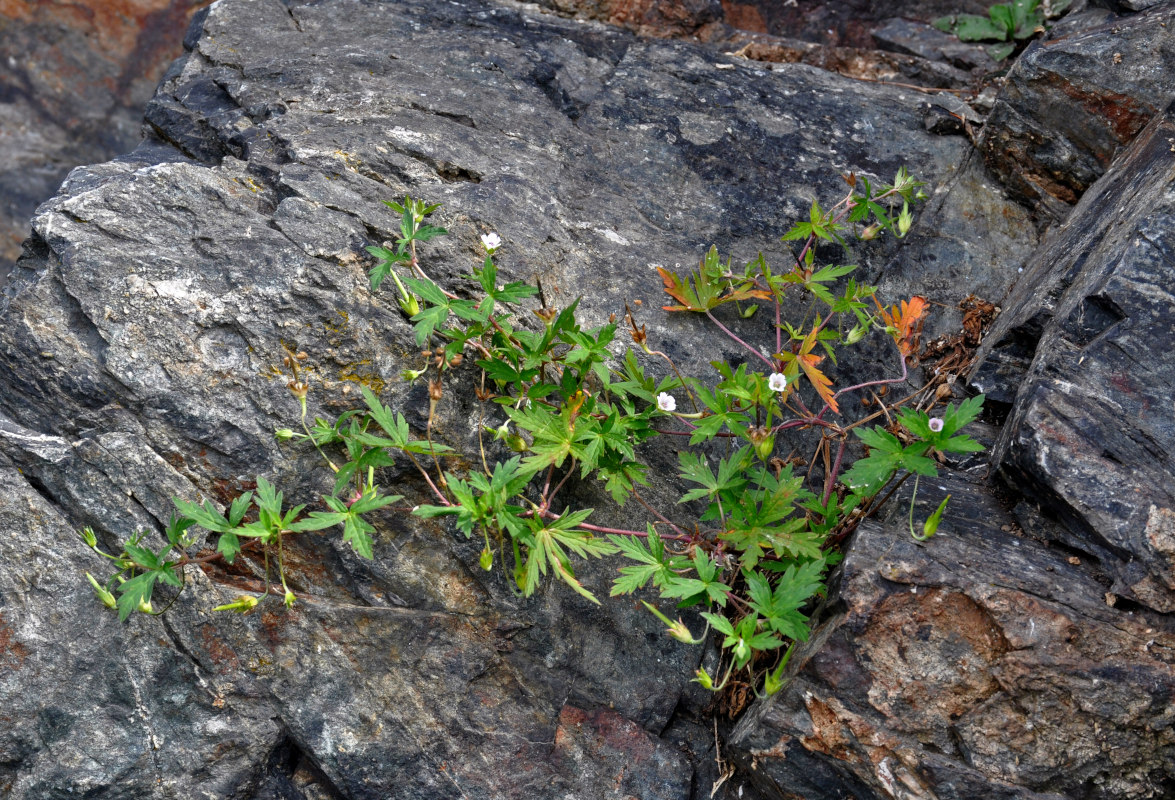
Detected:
[81,172,985,697]
[934,0,1072,61]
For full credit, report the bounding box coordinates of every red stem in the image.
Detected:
[705,310,776,371]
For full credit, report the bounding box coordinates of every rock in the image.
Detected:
[0,0,213,280]
[530,0,986,88]
[974,101,1175,614]
[0,0,998,796]
[728,468,1175,799]
[702,0,992,49]
[713,32,977,89]
[871,17,996,72]
[978,2,1175,216]
[528,0,723,38]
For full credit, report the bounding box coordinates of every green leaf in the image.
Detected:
[931,14,957,33]
[217,531,241,563]
[987,41,1016,60]
[954,13,1009,40]
[173,497,231,534]
[349,487,401,515]
[165,514,197,547]
[227,493,253,527]
[254,477,282,517]
[413,223,448,243]
[989,3,1015,36]
[125,544,163,572]
[660,550,730,607]
[840,450,901,494]
[115,572,159,621]
[940,434,985,454]
[609,527,682,595]
[700,611,734,637]
[365,245,410,292]
[944,394,984,434]
[855,426,902,453]
[408,304,450,347]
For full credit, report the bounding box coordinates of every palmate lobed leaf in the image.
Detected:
[874,295,928,357]
[777,322,839,413]
[657,250,769,313]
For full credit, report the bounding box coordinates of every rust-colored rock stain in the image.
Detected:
[0,611,30,670]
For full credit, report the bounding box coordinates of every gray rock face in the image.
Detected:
[0,0,993,797]
[728,468,1175,800]
[0,0,212,279]
[4,0,1174,796]
[979,2,1175,215]
[722,24,1175,800]
[976,102,1175,615]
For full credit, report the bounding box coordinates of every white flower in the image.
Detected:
[481,232,502,253]
[768,372,788,392]
[928,417,944,433]
[657,392,677,412]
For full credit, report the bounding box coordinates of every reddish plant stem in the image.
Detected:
[538,510,690,541]
[817,355,909,421]
[705,310,776,371]
[822,436,847,506]
[406,451,452,506]
[631,487,689,538]
[543,467,576,510]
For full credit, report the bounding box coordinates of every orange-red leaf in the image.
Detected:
[875,296,928,357]
[657,265,770,313]
[778,323,839,414]
[657,266,699,312]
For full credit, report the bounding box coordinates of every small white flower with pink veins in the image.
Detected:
[768,372,787,393]
[481,232,502,253]
[657,392,677,412]
[928,417,944,433]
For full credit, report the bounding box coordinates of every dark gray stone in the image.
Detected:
[975,102,1175,614]
[979,2,1175,216]
[728,467,1175,799]
[0,0,212,280]
[871,17,996,72]
[0,0,994,797]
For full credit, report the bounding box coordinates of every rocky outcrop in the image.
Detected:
[0,0,212,279]
[977,101,1175,615]
[0,0,989,797]
[979,2,1175,215]
[729,464,1175,799]
[1,0,1173,798]
[724,10,1175,800]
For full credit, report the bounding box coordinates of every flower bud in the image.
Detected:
[749,426,775,462]
[288,380,309,414]
[401,367,425,383]
[666,619,700,645]
[844,323,869,345]
[897,202,913,237]
[284,589,297,609]
[693,667,715,691]
[213,595,260,614]
[921,495,951,540]
[399,295,421,317]
[86,572,117,609]
[79,527,98,549]
[479,547,493,571]
[274,428,297,441]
